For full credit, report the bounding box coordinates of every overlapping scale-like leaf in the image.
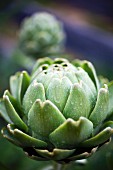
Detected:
[31,64,50,82]
[23,82,46,114]
[35,148,75,161]
[24,148,49,161]
[34,71,58,90]
[7,124,47,148]
[0,99,12,123]
[81,61,100,90]
[72,59,100,90]
[50,117,93,149]
[3,94,28,132]
[10,71,30,104]
[32,57,53,74]
[3,90,23,118]
[89,84,109,127]
[1,127,22,147]
[63,81,94,120]
[54,58,69,64]
[64,71,78,84]
[67,150,95,161]
[101,121,113,130]
[75,67,97,96]
[81,127,113,147]
[28,99,66,142]
[107,81,113,116]
[46,77,72,112]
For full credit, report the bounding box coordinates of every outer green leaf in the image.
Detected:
[81,61,100,90]
[27,155,49,161]
[28,99,66,142]
[72,59,99,90]
[4,90,23,118]
[67,152,90,161]
[98,75,109,87]
[4,95,28,132]
[63,81,94,120]
[46,77,72,112]
[10,71,30,104]
[7,124,47,148]
[89,85,109,127]
[1,127,22,147]
[35,148,75,160]
[75,67,97,95]
[0,99,12,123]
[50,117,93,149]
[108,81,113,116]
[81,127,113,147]
[100,121,113,130]
[25,151,49,161]
[23,82,46,114]
[18,71,30,104]
[10,72,20,99]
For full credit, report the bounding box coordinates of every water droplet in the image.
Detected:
[30,101,33,104]
[71,101,74,105]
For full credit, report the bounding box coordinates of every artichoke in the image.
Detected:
[19,12,65,58]
[0,57,113,163]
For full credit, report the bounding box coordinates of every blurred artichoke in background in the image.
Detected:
[0,57,113,163]
[18,12,66,58]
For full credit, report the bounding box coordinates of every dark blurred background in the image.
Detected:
[0,0,113,170]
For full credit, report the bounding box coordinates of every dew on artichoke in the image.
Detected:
[0,57,113,163]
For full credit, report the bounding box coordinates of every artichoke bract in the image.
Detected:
[19,12,65,58]
[1,57,113,163]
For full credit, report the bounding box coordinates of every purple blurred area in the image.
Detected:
[59,0,113,18]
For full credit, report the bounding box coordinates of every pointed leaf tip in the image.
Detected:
[50,117,93,149]
[46,76,72,112]
[89,85,109,127]
[22,82,46,114]
[35,148,75,160]
[63,81,94,120]
[108,81,113,116]
[28,99,66,142]
[14,129,47,148]
[4,95,28,132]
[82,61,100,90]
[81,127,113,147]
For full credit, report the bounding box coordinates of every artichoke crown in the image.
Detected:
[1,57,113,163]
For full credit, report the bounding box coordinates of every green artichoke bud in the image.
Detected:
[18,12,65,58]
[1,57,113,163]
